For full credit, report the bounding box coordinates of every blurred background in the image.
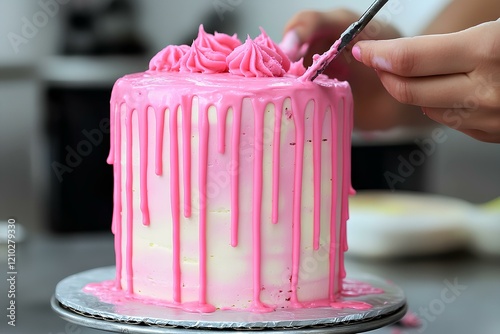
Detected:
[0,1,499,333]
[1,0,499,234]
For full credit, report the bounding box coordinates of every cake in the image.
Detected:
[94,25,355,313]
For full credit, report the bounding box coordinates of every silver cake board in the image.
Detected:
[52,266,407,333]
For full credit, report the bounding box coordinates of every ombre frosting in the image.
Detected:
[86,25,376,314]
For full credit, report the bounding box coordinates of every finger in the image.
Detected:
[461,129,500,143]
[376,70,475,108]
[423,106,500,136]
[353,32,477,77]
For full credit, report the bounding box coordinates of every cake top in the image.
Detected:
[149,25,305,78]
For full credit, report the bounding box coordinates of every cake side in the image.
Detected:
[106,71,352,312]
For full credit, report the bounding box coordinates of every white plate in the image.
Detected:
[346,191,500,258]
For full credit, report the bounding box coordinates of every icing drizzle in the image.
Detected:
[106,71,355,312]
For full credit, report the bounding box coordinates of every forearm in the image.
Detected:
[423,0,500,34]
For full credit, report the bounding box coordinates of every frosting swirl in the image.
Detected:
[287,58,307,77]
[149,24,294,78]
[254,27,291,72]
[227,37,286,78]
[179,43,228,74]
[194,25,241,57]
[149,45,190,71]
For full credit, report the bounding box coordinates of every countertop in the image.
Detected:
[1,233,499,334]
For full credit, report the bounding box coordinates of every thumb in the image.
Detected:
[351,33,475,77]
[351,40,395,73]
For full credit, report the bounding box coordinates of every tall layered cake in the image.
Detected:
[100,26,354,312]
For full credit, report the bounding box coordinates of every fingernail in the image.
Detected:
[280,29,301,60]
[352,45,361,62]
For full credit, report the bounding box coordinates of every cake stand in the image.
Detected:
[51,266,407,333]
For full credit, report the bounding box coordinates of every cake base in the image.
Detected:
[52,266,407,333]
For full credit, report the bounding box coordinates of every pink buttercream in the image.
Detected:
[179,42,228,74]
[287,58,307,77]
[254,27,291,72]
[149,45,190,71]
[300,39,342,81]
[227,37,286,77]
[194,24,241,57]
[148,25,294,78]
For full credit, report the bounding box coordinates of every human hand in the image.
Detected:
[283,9,422,130]
[352,20,500,143]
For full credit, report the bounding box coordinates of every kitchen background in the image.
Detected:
[1,0,499,234]
[0,1,500,333]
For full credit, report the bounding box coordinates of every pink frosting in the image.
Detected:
[227,37,286,77]
[149,25,294,78]
[254,27,291,72]
[176,25,241,73]
[149,45,190,71]
[287,58,307,77]
[194,24,241,57]
[179,42,228,74]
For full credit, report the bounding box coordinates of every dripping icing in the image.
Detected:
[102,72,357,312]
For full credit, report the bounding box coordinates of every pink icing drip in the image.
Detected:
[230,105,242,247]
[111,102,122,289]
[248,102,273,313]
[251,100,268,311]
[154,108,165,175]
[198,101,211,307]
[290,99,305,306]
[312,103,325,250]
[139,108,150,226]
[340,96,353,280]
[181,97,192,218]
[107,101,115,165]
[169,106,182,303]
[331,301,372,310]
[329,106,339,300]
[271,102,282,224]
[125,107,134,293]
